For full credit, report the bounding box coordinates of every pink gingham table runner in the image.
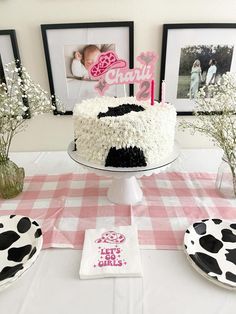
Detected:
[1,172,236,250]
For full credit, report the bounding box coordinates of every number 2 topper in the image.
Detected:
[89,51,158,101]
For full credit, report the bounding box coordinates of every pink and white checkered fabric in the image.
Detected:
[1,172,236,250]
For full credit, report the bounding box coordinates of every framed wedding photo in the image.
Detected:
[160,24,236,115]
[41,21,134,114]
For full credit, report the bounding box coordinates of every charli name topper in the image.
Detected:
[89,51,157,101]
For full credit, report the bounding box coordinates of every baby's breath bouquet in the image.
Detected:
[180,72,236,196]
[0,61,63,198]
[0,61,62,161]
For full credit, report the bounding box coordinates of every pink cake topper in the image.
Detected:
[95,230,126,244]
[89,51,158,101]
[90,51,127,77]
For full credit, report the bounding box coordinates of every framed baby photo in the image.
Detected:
[160,24,236,115]
[41,21,134,114]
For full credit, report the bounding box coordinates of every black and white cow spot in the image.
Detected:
[17,217,31,233]
[34,229,42,238]
[0,231,20,250]
[97,104,145,119]
[190,252,222,275]
[193,222,207,235]
[8,245,32,262]
[185,219,236,288]
[0,264,24,281]
[28,247,37,259]
[0,215,43,284]
[199,234,223,253]
[225,248,236,265]
[230,224,236,230]
[97,104,148,168]
[222,229,236,242]
[226,272,236,283]
[105,146,147,167]
[212,219,222,225]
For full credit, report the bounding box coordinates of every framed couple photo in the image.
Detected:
[41,21,134,114]
[160,23,236,115]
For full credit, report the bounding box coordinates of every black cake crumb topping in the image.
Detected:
[105,146,147,167]
[97,104,145,119]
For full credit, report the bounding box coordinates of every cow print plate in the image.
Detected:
[0,215,43,290]
[184,218,236,289]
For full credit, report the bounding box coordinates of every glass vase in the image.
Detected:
[0,159,25,199]
[216,155,236,199]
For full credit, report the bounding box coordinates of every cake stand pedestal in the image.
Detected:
[68,142,179,205]
[107,176,142,204]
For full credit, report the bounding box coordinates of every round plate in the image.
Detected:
[0,215,43,290]
[184,218,236,289]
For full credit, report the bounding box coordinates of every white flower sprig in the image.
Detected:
[180,72,236,188]
[0,61,64,162]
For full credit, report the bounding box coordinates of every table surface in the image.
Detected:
[2,148,236,314]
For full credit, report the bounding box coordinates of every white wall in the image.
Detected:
[1,0,236,152]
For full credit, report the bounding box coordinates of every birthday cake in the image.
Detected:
[73,96,176,167]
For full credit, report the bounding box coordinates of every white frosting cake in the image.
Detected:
[73,96,176,167]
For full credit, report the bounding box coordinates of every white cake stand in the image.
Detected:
[68,142,180,205]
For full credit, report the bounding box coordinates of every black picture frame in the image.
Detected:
[41,21,134,115]
[0,29,29,118]
[0,54,6,85]
[160,23,236,115]
[0,29,20,64]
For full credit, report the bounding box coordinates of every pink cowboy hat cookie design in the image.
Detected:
[95,230,126,244]
[90,51,127,78]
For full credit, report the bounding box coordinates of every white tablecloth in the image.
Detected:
[2,149,236,314]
